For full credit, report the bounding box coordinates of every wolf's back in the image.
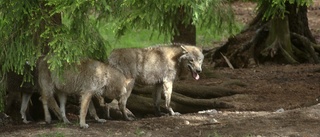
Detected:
[108,48,144,78]
[108,46,182,85]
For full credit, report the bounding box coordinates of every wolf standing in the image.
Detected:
[38,58,133,128]
[108,43,204,116]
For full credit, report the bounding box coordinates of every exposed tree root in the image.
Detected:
[125,92,235,116]
[211,3,319,67]
[291,33,320,63]
[133,84,240,99]
[107,83,240,116]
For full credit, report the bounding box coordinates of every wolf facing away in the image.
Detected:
[38,58,133,128]
[5,65,63,124]
[108,43,204,116]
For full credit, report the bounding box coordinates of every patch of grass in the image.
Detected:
[196,22,244,47]
[207,132,222,137]
[134,128,146,136]
[36,132,65,137]
[98,20,244,52]
[98,22,169,53]
[55,122,68,128]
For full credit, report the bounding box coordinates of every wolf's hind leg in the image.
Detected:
[41,95,52,124]
[95,95,113,119]
[56,93,71,124]
[47,96,63,121]
[88,100,106,123]
[20,93,32,124]
[153,84,166,116]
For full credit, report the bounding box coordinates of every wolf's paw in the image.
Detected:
[63,119,72,124]
[124,117,135,121]
[155,112,167,117]
[96,118,107,123]
[80,123,89,129]
[23,120,32,124]
[172,112,181,116]
[45,119,52,124]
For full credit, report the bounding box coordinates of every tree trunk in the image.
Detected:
[172,21,196,45]
[171,7,196,45]
[212,2,319,68]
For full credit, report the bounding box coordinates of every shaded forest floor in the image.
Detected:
[1,2,320,137]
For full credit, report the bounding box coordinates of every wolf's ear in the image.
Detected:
[178,54,188,63]
[181,46,188,54]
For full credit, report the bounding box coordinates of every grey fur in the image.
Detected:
[20,93,62,124]
[108,44,204,116]
[38,58,132,128]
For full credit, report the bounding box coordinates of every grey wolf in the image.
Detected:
[108,43,204,116]
[38,58,133,128]
[5,66,62,124]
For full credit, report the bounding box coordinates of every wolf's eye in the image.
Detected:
[189,59,194,63]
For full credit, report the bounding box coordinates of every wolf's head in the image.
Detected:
[179,46,204,80]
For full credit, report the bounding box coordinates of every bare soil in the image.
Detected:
[1,2,320,137]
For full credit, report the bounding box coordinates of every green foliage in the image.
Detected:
[256,0,313,20]
[0,1,42,76]
[115,0,237,41]
[0,0,111,78]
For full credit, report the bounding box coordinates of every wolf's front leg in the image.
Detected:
[119,87,135,121]
[79,92,93,128]
[163,81,180,116]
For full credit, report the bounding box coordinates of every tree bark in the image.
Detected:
[171,7,196,45]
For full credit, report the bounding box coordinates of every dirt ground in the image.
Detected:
[1,2,320,137]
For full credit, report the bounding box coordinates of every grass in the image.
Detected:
[36,132,65,137]
[55,122,68,128]
[134,128,146,136]
[98,21,244,52]
[98,22,169,52]
[197,22,244,47]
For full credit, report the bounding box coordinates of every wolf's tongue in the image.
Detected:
[193,72,200,80]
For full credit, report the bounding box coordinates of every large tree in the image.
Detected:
[0,0,238,119]
[212,0,319,67]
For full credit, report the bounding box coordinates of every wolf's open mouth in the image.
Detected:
[188,65,200,80]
